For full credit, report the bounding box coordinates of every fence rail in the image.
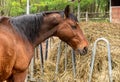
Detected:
[79,12,110,21]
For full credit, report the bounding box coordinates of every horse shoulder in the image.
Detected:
[13,42,34,72]
[0,33,16,80]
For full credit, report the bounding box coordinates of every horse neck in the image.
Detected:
[33,25,58,47]
[10,14,44,44]
[10,13,62,47]
[33,13,63,47]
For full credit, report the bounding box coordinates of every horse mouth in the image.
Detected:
[77,47,88,56]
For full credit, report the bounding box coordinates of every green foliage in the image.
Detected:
[21,0,27,3]
[10,7,25,16]
[10,1,25,16]
[80,0,94,8]
[0,0,109,16]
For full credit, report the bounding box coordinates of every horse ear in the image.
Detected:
[64,5,70,18]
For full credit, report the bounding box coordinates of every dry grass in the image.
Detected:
[34,22,120,82]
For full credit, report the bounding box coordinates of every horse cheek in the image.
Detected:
[57,27,73,39]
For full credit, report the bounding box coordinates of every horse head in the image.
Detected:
[55,5,88,55]
[42,5,88,55]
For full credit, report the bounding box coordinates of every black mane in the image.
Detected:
[9,11,78,43]
[10,13,44,43]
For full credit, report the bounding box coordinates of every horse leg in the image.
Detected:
[14,70,28,82]
[7,75,14,82]
[7,70,28,82]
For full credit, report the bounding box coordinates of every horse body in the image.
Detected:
[0,27,16,81]
[0,19,34,81]
[0,5,88,82]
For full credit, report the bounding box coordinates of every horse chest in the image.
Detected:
[13,43,34,72]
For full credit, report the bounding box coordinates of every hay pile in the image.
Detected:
[34,22,120,82]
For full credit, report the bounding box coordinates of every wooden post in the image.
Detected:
[25,0,30,81]
[26,0,30,14]
[77,0,80,22]
[86,12,88,22]
[109,0,112,22]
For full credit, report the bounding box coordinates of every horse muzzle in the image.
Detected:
[78,47,88,56]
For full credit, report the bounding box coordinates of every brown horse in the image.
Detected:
[0,5,88,82]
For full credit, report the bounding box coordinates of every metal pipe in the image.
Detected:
[55,41,62,74]
[71,49,76,78]
[45,39,49,60]
[64,43,68,72]
[88,37,112,82]
[39,44,44,75]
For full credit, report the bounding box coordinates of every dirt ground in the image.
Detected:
[32,22,120,82]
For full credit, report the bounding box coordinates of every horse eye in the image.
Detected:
[71,25,77,29]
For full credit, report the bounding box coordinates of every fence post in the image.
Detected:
[88,37,112,82]
[86,12,88,22]
[109,0,112,22]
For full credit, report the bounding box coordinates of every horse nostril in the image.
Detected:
[78,47,88,55]
[83,47,88,53]
[85,47,88,51]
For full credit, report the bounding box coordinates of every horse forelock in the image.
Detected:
[69,13,78,22]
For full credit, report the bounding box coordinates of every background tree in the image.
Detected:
[0,0,109,16]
